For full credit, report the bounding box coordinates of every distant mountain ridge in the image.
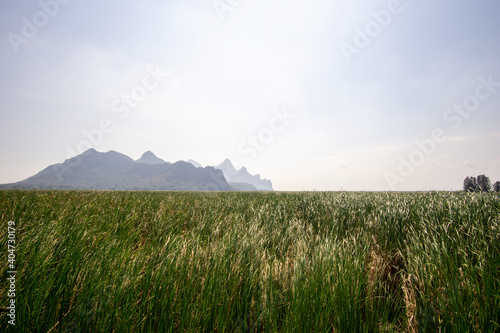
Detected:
[136,151,168,165]
[0,150,274,191]
[186,159,273,191]
[187,159,202,168]
[214,159,273,191]
[0,149,230,191]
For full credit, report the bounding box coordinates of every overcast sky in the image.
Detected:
[1,0,499,191]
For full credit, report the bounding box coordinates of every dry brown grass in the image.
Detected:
[368,235,415,332]
[402,274,418,333]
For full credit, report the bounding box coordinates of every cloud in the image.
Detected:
[446,135,477,143]
[464,161,480,169]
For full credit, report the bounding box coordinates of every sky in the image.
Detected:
[0,0,499,191]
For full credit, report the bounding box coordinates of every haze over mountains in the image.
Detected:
[0,149,273,191]
[136,151,169,165]
[185,159,273,191]
[214,160,274,191]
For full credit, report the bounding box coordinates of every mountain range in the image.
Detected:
[0,149,273,191]
[136,150,168,165]
[214,159,273,191]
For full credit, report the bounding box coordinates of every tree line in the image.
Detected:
[463,174,500,193]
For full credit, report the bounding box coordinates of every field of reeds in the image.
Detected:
[1,190,499,332]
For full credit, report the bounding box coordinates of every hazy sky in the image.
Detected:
[1,0,499,191]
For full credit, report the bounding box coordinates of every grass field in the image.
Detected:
[1,190,499,332]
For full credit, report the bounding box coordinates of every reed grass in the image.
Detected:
[1,190,499,332]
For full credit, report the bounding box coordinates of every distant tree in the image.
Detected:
[477,174,491,193]
[494,181,500,194]
[463,176,479,192]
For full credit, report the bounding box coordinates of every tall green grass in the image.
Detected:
[1,190,499,332]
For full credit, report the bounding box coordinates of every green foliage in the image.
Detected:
[464,175,493,193]
[493,181,500,194]
[464,176,480,192]
[477,175,492,193]
[0,191,499,332]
